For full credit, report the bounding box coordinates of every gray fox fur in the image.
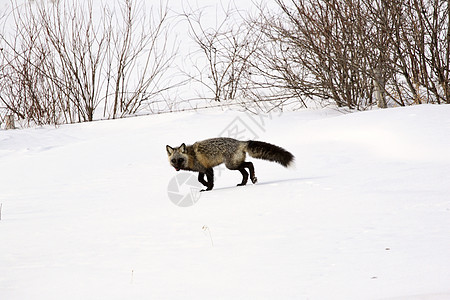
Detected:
[166,137,294,191]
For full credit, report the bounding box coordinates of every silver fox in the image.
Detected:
[166,137,294,191]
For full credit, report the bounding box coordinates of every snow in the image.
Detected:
[1,105,450,299]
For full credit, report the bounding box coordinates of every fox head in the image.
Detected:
[166,143,189,171]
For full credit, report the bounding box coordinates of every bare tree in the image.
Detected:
[105,0,180,118]
[243,0,450,110]
[246,0,390,110]
[402,0,449,104]
[0,4,63,125]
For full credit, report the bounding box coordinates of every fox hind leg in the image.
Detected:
[237,162,257,186]
[237,168,249,186]
[244,161,257,184]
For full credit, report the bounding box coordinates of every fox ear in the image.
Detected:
[166,145,174,156]
[179,143,186,153]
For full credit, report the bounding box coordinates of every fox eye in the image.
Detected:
[171,159,177,164]
[177,158,184,164]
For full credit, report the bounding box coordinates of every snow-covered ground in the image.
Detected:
[1,105,450,299]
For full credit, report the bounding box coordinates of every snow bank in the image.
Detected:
[1,105,450,299]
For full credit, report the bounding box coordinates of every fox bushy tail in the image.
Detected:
[246,141,294,167]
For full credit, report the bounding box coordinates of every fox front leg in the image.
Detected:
[198,172,208,187]
[202,168,214,191]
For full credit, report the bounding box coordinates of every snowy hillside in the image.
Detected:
[1,105,450,299]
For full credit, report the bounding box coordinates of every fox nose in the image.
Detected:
[171,158,184,169]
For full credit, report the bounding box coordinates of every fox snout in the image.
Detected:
[170,157,185,171]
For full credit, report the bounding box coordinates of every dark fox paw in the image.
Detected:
[251,177,258,184]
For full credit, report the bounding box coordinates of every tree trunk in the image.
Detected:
[374,69,387,108]
[5,115,15,130]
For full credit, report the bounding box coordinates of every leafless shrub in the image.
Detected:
[182,4,262,104]
[0,0,178,126]
[184,0,449,111]
[2,0,448,121]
